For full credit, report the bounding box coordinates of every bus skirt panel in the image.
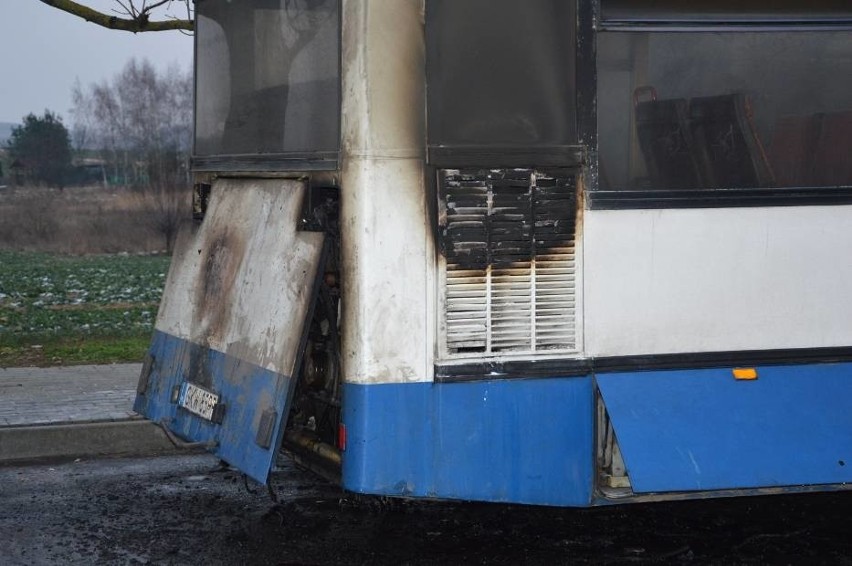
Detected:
[596,362,852,494]
[340,377,596,507]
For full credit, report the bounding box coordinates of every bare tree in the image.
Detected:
[38,0,192,33]
[73,59,191,186]
[70,78,98,158]
[139,182,188,254]
[72,58,192,252]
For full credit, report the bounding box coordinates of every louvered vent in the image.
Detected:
[440,168,578,357]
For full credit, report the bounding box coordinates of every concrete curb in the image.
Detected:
[0,419,200,464]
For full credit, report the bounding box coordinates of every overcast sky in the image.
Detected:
[0,0,193,124]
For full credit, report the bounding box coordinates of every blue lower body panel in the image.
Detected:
[596,363,852,493]
[341,377,595,507]
[134,331,293,484]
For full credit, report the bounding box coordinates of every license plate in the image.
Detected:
[178,382,219,421]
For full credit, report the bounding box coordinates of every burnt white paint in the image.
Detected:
[583,205,852,357]
[156,178,325,375]
[339,0,434,384]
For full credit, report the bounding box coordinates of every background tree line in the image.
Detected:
[2,58,192,253]
[5,57,191,191]
[72,57,192,190]
[3,1,194,253]
[5,110,72,188]
[76,58,193,252]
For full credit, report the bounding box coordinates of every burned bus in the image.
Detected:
[135,0,852,506]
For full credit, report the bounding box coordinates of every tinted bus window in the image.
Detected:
[195,0,339,159]
[598,31,852,190]
[426,0,576,150]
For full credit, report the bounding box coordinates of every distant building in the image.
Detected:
[72,157,108,187]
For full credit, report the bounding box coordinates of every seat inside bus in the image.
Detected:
[634,89,774,190]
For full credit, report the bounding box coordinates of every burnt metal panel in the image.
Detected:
[134,179,326,484]
[441,169,577,268]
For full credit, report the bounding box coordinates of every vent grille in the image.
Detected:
[440,168,578,357]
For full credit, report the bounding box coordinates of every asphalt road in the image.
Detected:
[1,454,852,565]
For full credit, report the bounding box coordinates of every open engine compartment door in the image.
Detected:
[596,363,852,494]
[134,178,325,484]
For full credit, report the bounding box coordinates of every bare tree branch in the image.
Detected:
[38,0,193,33]
[143,0,175,13]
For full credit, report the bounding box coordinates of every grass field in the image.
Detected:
[0,185,188,255]
[0,251,170,367]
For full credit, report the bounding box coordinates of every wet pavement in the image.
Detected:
[2,453,852,565]
[2,366,852,564]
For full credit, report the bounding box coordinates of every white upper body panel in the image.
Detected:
[583,205,852,357]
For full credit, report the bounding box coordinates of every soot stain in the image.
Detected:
[193,230,245,349]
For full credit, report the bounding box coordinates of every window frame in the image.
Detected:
[598,0,852,30]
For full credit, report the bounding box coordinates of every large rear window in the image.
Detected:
[194,0,340,166]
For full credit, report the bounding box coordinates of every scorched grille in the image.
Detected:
[440,168,579,357]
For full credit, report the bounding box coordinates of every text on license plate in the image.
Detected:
[178,382,219,421]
